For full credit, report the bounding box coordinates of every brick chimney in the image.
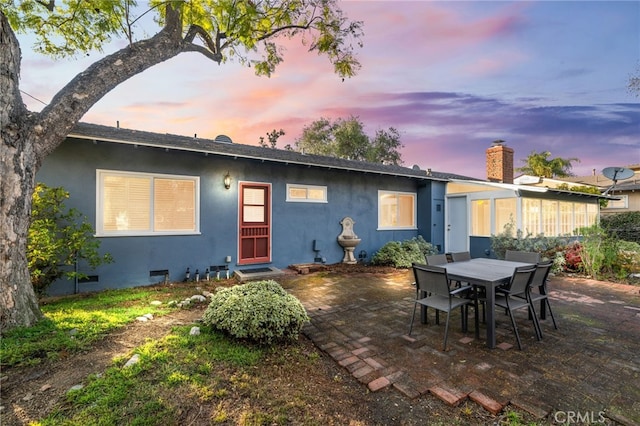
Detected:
[486,140,514,184]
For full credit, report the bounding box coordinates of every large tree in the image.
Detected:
[516,150,579,178]
[295,116,404,164]
[0,0,363,331]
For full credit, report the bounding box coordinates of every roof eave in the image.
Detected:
[67,129,449,182]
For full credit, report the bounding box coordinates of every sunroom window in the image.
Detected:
[495,198,516,234]
[471,199,491,236]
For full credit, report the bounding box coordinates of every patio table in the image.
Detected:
[442,258,534,349]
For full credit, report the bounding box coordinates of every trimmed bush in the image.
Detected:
[202,280,309,345]
[490,221,574,264]
[371,236,438,268]
[601,212,640,243]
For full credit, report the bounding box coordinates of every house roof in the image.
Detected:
[448,179,618,201]
[69,122,477,182]
[564,164,640,191]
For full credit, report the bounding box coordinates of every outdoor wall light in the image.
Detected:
[223,172,231,189]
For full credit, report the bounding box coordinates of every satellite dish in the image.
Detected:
[602,166,634,195]
[214,134,233,144]
[602,167,634,181]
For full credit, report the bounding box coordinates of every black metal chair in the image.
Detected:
[425,254,448,265]
[505,250,540,263]
[521,260,558,336]
[408,264,478,351]
[450,251,471,262]
[494,265,541,350]
[449,251,482,318]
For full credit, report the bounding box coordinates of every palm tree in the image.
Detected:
[516,151,579,178]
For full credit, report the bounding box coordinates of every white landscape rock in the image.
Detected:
[189,326,201,336]
[123,354,140,368]
[67,384,84,393]
[136,313,154,322]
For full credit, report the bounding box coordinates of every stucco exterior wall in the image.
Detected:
[37,137,437,295]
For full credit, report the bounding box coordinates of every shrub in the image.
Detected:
[563,242,583,272]
[28,183,113,296]
[618,241,640,273]
[490,220,574,263]
[576,224,640,280]
[601,212,640,243]
[202,280,309,345]
[371,236,438,268]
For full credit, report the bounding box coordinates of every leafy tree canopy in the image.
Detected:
[557,183,607,208]
[258,128,288,149]
[4,0,363,78]
[629,65,640,97]
[294,116,404,165]
[516,150,579,178]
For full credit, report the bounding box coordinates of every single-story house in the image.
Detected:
[36,126,611,294]
[37,122,463,294]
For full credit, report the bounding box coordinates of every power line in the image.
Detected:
[20,90,48,106]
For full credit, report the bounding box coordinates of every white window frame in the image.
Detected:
[96,169,200,237]
[603,194,628,209]
[377,190,417,230]
[285,184,328,203]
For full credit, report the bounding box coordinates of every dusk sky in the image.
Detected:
[17,1,640,180]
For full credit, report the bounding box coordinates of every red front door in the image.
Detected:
[239,183,271,264]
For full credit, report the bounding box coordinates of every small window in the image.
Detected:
[286,184,327,203]
[603,195,628,209]
[97,170,199,236]
[378,191,416,229]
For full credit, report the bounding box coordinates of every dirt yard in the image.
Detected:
[1,279,515,426]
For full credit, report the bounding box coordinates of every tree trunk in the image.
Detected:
[0,134,43,331]
[0,8,186,331]
[1,12,43,330]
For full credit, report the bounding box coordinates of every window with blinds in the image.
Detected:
[97,170,199,236]
[286,184,327,203]
[378,191,416,229]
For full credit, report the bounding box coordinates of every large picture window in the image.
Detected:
[378,191,416,229]
[97,170,199,236]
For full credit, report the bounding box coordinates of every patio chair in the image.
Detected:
[425,254,448,265]
[519,260,558,336]
[408,264,478,351]
[505,250,540,263]
[450,251,485,320]
[450,251,471,262]
[494,265,541,350]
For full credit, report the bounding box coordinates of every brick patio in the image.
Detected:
[281,269,640,425]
